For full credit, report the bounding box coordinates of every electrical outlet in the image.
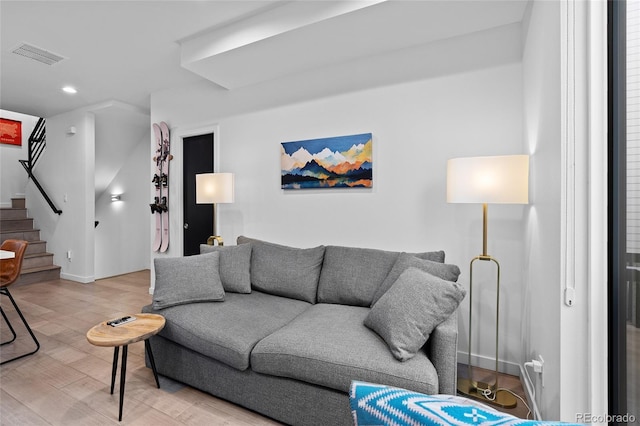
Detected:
[537,355,545,387]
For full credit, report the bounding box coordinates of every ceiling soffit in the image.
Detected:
[179,0,528,90]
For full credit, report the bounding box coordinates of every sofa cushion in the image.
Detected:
[414,250,446,263]
[371,252,461,306]
[152,252,225,310]
[143,291,310,371]
[317,246,444,306]
[365,267,466,361]
[200,243,252,293]
[251,304,439,395]
[237,236,324,303]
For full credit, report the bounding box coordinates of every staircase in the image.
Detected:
[0,197,61,285]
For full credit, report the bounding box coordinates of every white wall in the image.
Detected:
[94,131,150,279]
[521,0,561,418]
[521,0,598,420]
[151,31,528,372]
[222,67,527,375]
[26,109,95,283]
[0,110,39,206]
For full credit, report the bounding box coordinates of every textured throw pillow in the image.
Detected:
[350,381,584,426]
[237,236,325,303]
[371,252,461,307]
[152,251,225,310]
[364,267,466,361]
[199,243,251,293]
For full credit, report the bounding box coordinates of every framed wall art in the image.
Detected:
[281,133,372,189]
[0,118,22,146]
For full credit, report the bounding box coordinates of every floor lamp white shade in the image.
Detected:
[446,155,529,204]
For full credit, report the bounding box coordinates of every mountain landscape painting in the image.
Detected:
[281,133,373,189]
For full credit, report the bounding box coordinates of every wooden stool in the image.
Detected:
[86,313,165,421]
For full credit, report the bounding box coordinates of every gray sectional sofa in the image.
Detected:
[142,236,465,425]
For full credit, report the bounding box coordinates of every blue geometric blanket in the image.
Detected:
[349,381,584,426]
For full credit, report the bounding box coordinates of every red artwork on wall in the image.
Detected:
[0,118,22,146]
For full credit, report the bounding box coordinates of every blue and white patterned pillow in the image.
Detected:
[349,381,584,426]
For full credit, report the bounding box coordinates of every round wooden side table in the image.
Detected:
[86,313,165,421]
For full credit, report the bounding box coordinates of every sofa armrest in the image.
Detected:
[426,311,458,394]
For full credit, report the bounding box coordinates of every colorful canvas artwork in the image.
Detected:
[0,118,22,146]
[281,133,373,189]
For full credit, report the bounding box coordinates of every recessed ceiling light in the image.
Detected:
[62,86,77,94]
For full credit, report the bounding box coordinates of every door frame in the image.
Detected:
[170,122,220,258]
[607,0,627,416]
[554,0,608,417]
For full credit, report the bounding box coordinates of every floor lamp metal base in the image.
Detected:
[457,378,517,409]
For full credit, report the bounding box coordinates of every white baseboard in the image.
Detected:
[457,351,521,376]
[60,272,94,284]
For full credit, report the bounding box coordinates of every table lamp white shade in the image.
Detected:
[196,173,234,204]
[447,155,529,204]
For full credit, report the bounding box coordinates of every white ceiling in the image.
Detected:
[1,0,528,119]
[1,1,528,198]
[0,0,283,118]
[182,0,528,90]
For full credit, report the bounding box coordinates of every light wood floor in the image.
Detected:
[456,363,529,419]
[0,270,280,425]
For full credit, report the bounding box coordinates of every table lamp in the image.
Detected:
[195,173,234,246]
[446,154,529,408]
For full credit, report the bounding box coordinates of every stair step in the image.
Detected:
[22,252,54,269]
[3,197,62,286]
[0,229,41,243]
[11,198,26,209]
[15,265,61,286]
[0,208,27,220]
[0,218,34,232]
[25,240,47,255]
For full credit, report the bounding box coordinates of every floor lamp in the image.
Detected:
[446,154,529,408]
[195,172,235,246]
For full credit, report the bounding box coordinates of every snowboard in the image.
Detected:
[150,123,163,252]
[159,121,172,253]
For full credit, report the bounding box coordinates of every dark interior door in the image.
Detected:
[183,133,214,256]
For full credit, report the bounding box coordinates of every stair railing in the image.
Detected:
[18,118,62,215]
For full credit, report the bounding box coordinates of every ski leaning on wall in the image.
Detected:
[150,121,172,253]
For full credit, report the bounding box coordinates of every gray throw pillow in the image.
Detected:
[237,236,324,303]
[364,267,466,361]
[199,243,251,293]
[371,252,461,306]
[153,251,225,310]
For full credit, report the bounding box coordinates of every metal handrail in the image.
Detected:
[18,118,62,215]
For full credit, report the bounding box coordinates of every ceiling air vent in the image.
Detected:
[11,43,66,66]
